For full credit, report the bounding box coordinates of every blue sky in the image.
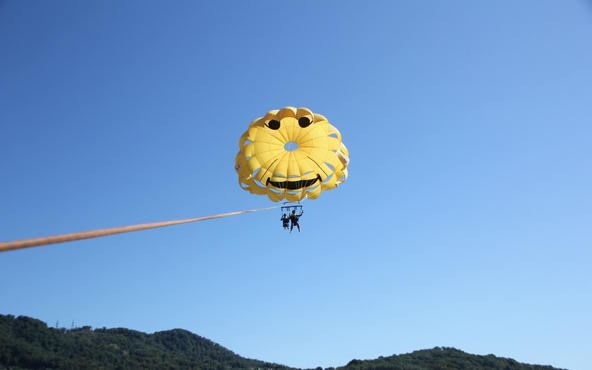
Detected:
[1,1,591,369]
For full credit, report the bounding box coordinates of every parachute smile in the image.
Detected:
[266,174,322,190]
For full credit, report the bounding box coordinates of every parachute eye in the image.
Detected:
[265,119,281,130]
[298,116,312,128]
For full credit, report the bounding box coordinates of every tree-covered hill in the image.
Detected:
[335,347,565,370]
[0,314,565,370]
[0,314,292,370]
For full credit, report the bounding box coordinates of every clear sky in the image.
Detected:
[1,1,591,369]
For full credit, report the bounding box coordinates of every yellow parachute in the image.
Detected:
[235,107,349,202]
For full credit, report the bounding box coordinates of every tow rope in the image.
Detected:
[0,206,279,253]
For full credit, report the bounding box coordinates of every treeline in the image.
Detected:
[335,347,565,370]
[0,314,565,370]
[0,314,293,370]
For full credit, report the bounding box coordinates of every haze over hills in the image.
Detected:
[0,314,565,370]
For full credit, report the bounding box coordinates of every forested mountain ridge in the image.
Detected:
[0,314,565,370]
[0,314,290,370]
[338,347,564,370]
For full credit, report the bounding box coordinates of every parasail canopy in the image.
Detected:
[235,107,349,202]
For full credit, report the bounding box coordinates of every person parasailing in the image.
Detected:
[289,209,304,233]
[280,213,290,230]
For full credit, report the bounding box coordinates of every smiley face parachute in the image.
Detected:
[235,107,349,202]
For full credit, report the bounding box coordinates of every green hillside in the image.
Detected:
[336,347,564,370]
[0,315,565,370]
